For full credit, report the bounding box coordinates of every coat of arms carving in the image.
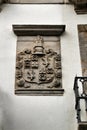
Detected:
[15,35,63,95]
[13,24,65,95]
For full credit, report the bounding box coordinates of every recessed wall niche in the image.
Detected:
[13,25,65,96]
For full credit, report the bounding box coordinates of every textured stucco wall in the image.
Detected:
[0,4,87,130]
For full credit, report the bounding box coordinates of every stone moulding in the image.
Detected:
[13,25,65,96]
[4,0,68,4]
[13,25,65,36]
[69,0,87,14]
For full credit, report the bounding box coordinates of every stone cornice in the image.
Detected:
[69,0,87,14]
[13,25,66,36]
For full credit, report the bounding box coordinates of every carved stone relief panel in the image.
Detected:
[13,25,65,95]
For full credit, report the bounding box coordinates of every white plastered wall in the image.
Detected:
[0,3,87,130]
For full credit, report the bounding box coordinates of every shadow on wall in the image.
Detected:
[0,88,14,130]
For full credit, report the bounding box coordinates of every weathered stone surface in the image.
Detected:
[0,0,2,3]
[0,0,3,12]
[13,25,65,96]
[75,5,87,14]
[69,0,87,4]
[69,0,87,14]
[6,0,65,4]
[78,25,87,101]
[78,25,87,77]
[13,25,65,36]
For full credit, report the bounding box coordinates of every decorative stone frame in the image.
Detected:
[13,25,65,96]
